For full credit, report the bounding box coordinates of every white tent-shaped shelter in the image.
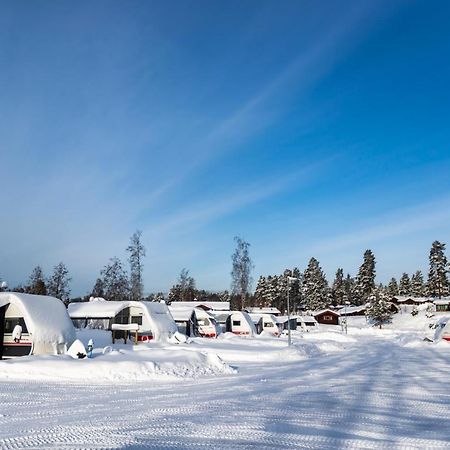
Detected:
[68,300,178,342]
[0,292,76,359]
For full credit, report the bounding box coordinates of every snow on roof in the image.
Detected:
[313,309,340,316]
[248,313,277,322]
[168,306,194,322]
[393,296,432,303]
[0,293,75,352]
[433,298,450,305]
[246,307,281,315]
[298,315,318,323]
[337,305,366,315]
[169,301,230,311]
[168,306,215,322]
[68,300,129,318]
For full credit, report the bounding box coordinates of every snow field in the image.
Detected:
[0,318,449,449]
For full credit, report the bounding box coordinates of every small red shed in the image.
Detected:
[314,309,340,325]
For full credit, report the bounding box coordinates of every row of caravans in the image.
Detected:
[0,293,180,359]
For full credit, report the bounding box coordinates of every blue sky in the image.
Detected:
[1,0,450,296]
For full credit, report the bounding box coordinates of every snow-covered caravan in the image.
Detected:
[432,316,450,342]
[0,292,75,359]
[169,306,221,338]
[249,313,281,336]
[68,300,177,342]
[296,315,318,331]
[275,316,298,332]
[212,311,256,336]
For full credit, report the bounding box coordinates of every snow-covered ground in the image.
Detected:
[1,311,450,449]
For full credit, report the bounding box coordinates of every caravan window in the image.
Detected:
[264,322,274,327]
[131,316,143,325]
[232,320,241,326]
[197,318,211,326]
[4,317,28,334]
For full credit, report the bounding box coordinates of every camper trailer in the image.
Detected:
[296,315,319,331]
[432,316,450,342]
[169,306,221,338]
[0,292,75,359]
[249,313,281,336]
[212,311,256,336]
[68,299,178,342]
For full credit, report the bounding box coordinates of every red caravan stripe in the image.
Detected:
[4,342,32,346]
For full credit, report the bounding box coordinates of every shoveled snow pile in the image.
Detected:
[0,346,235,382]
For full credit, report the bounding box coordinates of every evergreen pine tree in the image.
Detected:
[343,274,355,304]
[254,276,267,305]
[427,241,449,298]
[366,287,393,328]
[387,278,399,297]
[101,257,129,301]
[355,250,376,305]
[331,268,345,306]
[302,257,329,311]
[47,262,71,301]
[399,273,411,296]
[127,230,146,301]
[27,266,47,296]
[411,270,425,297]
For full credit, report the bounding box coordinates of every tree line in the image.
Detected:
[2,234,448,317]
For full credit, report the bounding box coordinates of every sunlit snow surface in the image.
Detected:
[0,309,450,449]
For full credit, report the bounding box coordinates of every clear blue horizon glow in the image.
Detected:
[2,0,450,296]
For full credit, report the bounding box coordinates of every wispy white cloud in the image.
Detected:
[307,196,450,255]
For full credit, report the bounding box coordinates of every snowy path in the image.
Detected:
[0,337,450,449]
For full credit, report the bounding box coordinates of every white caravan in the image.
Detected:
[0,292,76,359]
[68,299,178,342]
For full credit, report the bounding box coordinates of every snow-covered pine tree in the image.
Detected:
[101,257,129,301]
[331,268,345,306]
[355,250,376,305]
[387,278,399,297]
[366,287,393,328]
[302,257,329,311]
[399,273,411,296]
[343,274,355,304]
[254,276,267,305]
[27,266,47,296]
[127,230,146,301]
[47,262,71,302]
[427,241,449,298]
[411,270,425,297]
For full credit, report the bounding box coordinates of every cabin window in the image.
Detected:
[323,315,333,321]
[232,320,241,326]
[264,322,274,327]
[4,317,28,334]
[131,316,143,325]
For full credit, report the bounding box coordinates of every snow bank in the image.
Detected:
[0,347,235,382]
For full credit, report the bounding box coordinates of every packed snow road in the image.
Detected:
[0,333,449,449]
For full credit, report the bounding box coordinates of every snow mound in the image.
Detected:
[0,347,236,382]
